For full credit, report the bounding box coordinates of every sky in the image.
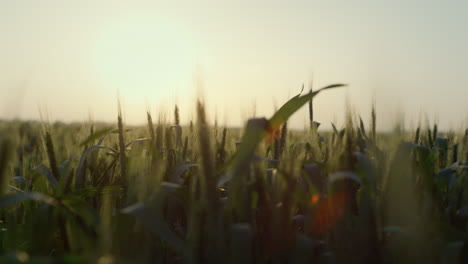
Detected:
[1,0,467,131]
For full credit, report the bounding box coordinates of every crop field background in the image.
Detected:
[0,85,467,264]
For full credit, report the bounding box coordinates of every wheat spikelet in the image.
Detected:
[147,111,155,143]
[155,115,163,150]
[182,135,188,161]
[414,126,421,144]
[174,104,180,125]
[45,131,60,182]
[117,102,127,185]
[371,104,376,143]
[427,128,433,148]
[217,127,227,164]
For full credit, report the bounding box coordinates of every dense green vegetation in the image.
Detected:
[0,85,467,263]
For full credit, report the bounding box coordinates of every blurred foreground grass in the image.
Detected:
[0,85,467,264]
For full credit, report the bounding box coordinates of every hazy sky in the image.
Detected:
[1,0,467,130]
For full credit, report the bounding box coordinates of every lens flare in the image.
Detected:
[312,191,351,235]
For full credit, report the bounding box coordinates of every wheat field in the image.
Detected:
[0,85,467,264]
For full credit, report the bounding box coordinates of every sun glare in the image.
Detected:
[92,16,196,100]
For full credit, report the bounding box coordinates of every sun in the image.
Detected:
[91,16,196,100]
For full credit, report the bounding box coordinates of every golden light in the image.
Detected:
[91,16,196,99]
